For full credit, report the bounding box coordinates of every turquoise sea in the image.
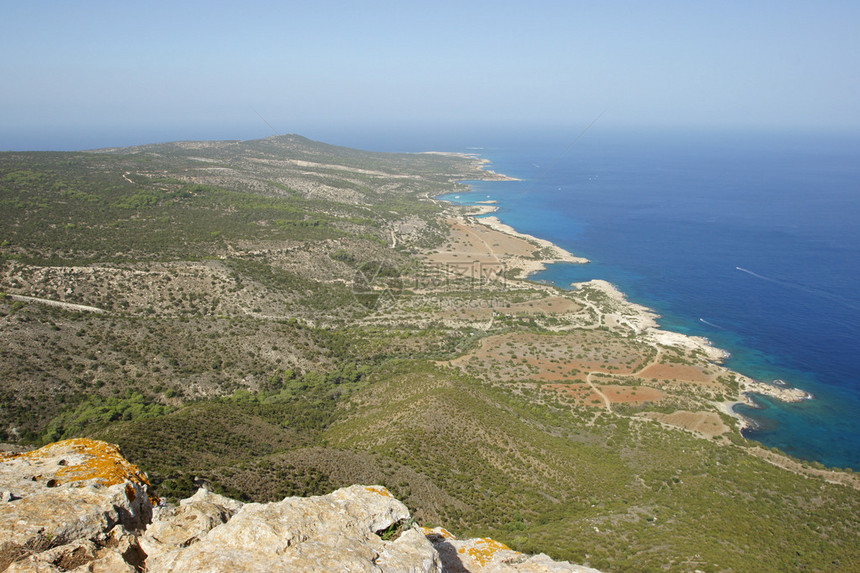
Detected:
[430,129,860,470]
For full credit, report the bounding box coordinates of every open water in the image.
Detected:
[435,129,860,470]
[13,126,860,469]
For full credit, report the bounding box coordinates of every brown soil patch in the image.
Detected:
[455,220,538,258]
[439,306,493,321]
[451,331,651,383]
[426,218,538,267]
[644,410,729,438]
[545,383,604,407]
[507,296,581,315]
[598,385,665,404]
[638,363,715,384]
[438,296,581,322]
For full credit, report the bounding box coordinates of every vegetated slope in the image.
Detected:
[0,134,473,266]
[83,359,860,572]
[322,362,859,572]
[0,134,478,438]
[1,135,858,573]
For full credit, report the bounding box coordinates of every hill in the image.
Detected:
[1,135,858,572]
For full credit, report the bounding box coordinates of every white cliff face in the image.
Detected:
[1,440,599,573]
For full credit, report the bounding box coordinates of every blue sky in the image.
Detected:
[2,1,858,149]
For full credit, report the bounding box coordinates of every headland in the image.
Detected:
[434,163,817,447]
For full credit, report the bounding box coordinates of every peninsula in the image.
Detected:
[1,135,857,571]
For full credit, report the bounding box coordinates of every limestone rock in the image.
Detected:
[2,439,599,572]
[139,488,243,562]
[147,485,441,573]
[0,439,153,572]
[424,527,602,573]
[70,548,137,573]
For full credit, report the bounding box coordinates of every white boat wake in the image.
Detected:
[736,266,860,312]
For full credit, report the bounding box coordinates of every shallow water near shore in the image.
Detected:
[437,129,860,470]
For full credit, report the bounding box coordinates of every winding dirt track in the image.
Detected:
[8,294,105,314]
[586,372,612,413]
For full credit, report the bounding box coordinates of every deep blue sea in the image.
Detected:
[434,129,860,470]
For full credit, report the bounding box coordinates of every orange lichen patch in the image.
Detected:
[459,538,515,566]
[597,385,665,403]
[0,447,37,462]
[364,485,393,498]
[421,526,456,539]
[435,527,455,539]
[54,439,149,487]
[639,363,714,384]
[2,438,159,505]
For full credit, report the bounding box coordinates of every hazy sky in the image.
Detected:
[2,1,858,149]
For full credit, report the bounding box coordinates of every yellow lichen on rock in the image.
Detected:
[364,485,393,498]
[421,525,456,539]
[54,438,150,487]
[460,537,514,566]
[1,438,158,504]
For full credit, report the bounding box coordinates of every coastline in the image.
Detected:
[426,211,585,277]
[422,151,522,181]
[444,158,814,432]
[475,215,589,266]
[717,400,754,431]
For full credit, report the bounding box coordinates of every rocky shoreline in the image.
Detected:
[741,377,813,403]
[445,162,816,439]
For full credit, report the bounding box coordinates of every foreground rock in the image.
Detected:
[1,439,598,572]
[424,527,601,573]
[143,485,439,572]
[0,439,154,571]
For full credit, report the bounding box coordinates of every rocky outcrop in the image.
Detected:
[424,528,601,573]
[142,485,439,573]
[740,377,812,403]
[0,439,154,572]
[1,439,599,572]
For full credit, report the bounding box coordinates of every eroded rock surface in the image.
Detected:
[145,485,439,573]
[0,439,153,571]
[2,440,598,572]
[424,527,602,573]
